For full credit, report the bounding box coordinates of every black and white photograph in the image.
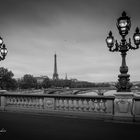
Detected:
[0,0,140,140]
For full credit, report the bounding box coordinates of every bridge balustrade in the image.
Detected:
[1,90,140,122]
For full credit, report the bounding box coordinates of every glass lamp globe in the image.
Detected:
[1,44,8,56]
[0,37,3,45]
[133,27,140,45]
[117,11,131,36]
[106,38,113,44]
[106,31,114,48]
[119,20,128,27]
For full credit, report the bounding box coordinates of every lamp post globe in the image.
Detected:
[0,37,3,45]
[117,11,131,37]
[106,31,114,49]
[0,36,8,61]
[1,44,8,58]
[133,27,140,46]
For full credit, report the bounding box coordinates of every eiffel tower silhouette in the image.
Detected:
[53,53,59,80]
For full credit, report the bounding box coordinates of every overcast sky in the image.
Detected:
[0,0,140,82]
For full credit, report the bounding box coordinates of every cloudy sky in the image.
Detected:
[0,0,140,82]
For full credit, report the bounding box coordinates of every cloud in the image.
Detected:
[0,0,140,82]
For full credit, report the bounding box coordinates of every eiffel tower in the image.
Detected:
[53,54,59,80]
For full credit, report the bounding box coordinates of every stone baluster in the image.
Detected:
[36,98,39,108]
[35,98,39,108]
[30,98,33,108]
[17,98,21,106]
[39,98,44,109]
[28,98,32,108]
[88,99,95,112]
[26,98,30,108]
[14,98,17,106]
[57,99,60,110]
[58,98,61,110]
[78,99,83,111]
[10,97,13,105]
[18,98,21,106]
[57,99,61,110]
[99,99,106,112]
[23,98,27,107]
[30,97,34,107]
[16,98,20,106]
[83,99,88,112]
[8,97,12,105]
[67,99,71,111]
[31,98,35,108]
[23,98,27,108]
[55,98,59,110]
[64,99,68,111]
[19,98,22,107]
[33,98,38,109]
[13,98,16,105]
[94,99,100,112]
[19,98,22,106]
[69,99,73,111]
[16,98,19,106]
[73,99,78,111]
[60,99,64,110]
[6,97,10,105]
[37,98,40,109]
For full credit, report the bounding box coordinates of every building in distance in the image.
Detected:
[35,76,49,84]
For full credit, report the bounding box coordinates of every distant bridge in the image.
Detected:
[44,87,140,95]
[44,87,117,95]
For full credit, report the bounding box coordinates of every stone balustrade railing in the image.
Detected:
[0,92,114,117]
[1,90,140,122]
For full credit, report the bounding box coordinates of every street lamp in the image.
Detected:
[0,36,8,61]
[106,11,140,92]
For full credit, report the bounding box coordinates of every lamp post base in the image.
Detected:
[116,74,133,92]
[114,92,134,120]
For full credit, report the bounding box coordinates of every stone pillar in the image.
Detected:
[114,92,134,121]
[0,90,7,111]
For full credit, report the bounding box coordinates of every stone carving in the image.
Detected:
[115,98,131,113]
[44,98,54,110]
[114,94,133,117]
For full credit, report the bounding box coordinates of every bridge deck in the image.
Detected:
[0,111,140,140]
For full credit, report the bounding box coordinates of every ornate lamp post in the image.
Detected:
[106,11,140,92]
[0,36,8,61]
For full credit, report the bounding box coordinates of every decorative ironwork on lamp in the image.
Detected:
[106,11,140,92]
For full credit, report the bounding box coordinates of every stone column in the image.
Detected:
[0,90,7,111]
[114,92,134,121]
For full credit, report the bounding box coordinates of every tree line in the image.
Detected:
[0,67,112,91]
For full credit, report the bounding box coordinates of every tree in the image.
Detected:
[0,67,18,90]
[19,74,37,89]
[42,77,51,88]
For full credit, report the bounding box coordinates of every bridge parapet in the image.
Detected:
[0,90,140,122]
